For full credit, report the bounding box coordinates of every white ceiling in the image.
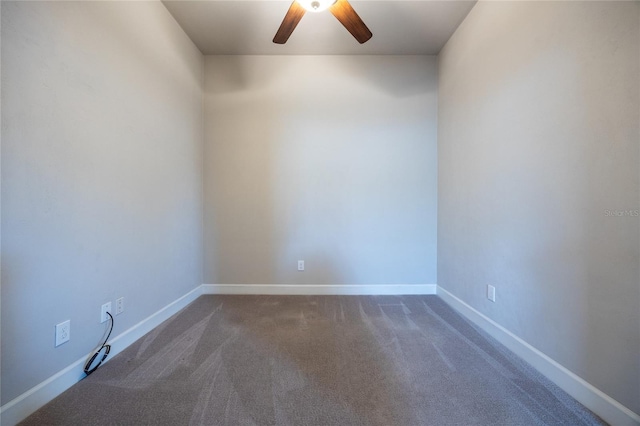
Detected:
[162,0,477,55]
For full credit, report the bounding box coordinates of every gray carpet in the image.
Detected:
[21,295,605,425]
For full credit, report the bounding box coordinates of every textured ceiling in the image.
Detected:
[162,1,477,55]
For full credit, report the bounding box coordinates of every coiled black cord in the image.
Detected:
[84,311,113,375]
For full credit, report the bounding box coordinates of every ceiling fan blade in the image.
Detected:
[273,1,306,44]
[329,0,372,44]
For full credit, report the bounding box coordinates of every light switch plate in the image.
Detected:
[487,285,496,302]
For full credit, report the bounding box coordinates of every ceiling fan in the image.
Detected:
[273,0,373,45]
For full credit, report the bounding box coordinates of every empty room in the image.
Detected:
[1,0,638,425]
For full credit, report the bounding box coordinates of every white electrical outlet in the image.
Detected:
[297,260,304,271]
[55,320,70,347]
[116,297,124,315]
[101,302,112,323]
[487,285,496,302]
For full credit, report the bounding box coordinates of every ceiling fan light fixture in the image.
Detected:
[296,0,336,13]
[273,0,372,45]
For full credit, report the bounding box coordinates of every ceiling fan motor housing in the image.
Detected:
[298,0,336,13]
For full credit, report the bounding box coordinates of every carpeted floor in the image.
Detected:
[21,295,605,425]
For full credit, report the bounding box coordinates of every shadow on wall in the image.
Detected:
[204,55,438,286]
[339,55,437,98]
[204,54,284,284]
[204,91,279,284]
[202,55,277,95]
[205,55,437,99]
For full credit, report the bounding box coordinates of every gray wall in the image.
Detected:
[204,55,437,286]
[1,1,203,404]
[438,1,639,414]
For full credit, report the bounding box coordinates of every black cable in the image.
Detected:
[84,311,113,375]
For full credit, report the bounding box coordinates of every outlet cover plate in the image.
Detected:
[116,297,124,315]
[101,302,112,323]
[55,320,70,347]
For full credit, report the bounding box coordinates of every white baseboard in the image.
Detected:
[0,286,203,426]
[437,286,640,426]
[202,283,437,296]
